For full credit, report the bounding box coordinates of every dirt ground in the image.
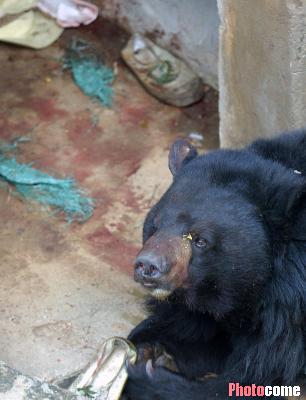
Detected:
[0,19,219,382]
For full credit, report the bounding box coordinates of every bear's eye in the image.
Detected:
[193,236,207,248]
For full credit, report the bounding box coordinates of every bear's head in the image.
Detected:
[134,139,302,319]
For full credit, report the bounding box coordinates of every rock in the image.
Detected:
[0,361,77,400]
[122,34,204,107]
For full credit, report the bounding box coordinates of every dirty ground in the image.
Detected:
[0,19,219,382]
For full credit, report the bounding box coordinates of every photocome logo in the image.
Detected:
[228,383,301,397]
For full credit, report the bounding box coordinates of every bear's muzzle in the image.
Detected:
[134,231,192,298]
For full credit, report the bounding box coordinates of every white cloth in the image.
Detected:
[37,0,98,28]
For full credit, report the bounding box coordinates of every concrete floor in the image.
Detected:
[0,19,219,382]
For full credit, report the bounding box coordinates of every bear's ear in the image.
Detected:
[168,139,198,176]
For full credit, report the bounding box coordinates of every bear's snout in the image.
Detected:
[134,231,192,295]
[135,252,167,286]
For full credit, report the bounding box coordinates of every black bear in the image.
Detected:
[125,130,306,400]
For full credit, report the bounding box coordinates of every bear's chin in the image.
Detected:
[151,288,172,300]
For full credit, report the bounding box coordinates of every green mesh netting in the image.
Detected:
[0,154,94,223]
[64,38,114,107]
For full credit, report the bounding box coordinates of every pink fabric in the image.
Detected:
[37,0,98,28]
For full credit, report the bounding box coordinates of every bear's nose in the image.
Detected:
[134,254,165,284]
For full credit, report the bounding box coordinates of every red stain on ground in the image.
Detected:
[119,106,150,126]
[120,187,143,212]
[0,114,33,141]
[90,186,143,221]
[72,147,104,169]
[126,161,141,178]
[18,98,68,121]
[67,116,147,178]
[66,117,103,146]
[97,138,148,178]
[87,226,139,274]
[66,117,104,158]
[32,151,60,172]
[65,117,106,175]
[89,189,114,218]
[73,167,92,183]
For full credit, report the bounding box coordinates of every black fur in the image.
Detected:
[125,130,306,400]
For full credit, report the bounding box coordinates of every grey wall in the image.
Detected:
[100,0,220,89]
[218,0,306,147]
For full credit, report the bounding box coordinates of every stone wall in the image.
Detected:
[0,362,76,399]
[218,0,306,147]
